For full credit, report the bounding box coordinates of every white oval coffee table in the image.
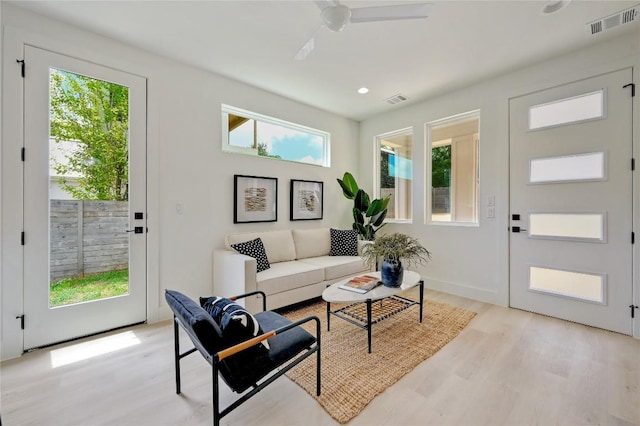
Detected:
[322,270,423,353]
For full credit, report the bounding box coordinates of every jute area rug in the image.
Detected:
[279,296,477,424]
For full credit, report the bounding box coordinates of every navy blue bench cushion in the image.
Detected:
[216,310,317,393]
[165,290,224,356]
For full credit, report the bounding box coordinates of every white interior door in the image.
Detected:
[509,68,634,335]
[23,46,147,349]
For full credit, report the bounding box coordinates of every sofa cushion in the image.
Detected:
[199,296,269,350]
[292,228,331,259]
[230,238,270,272]
[257,261,324,295]
[298,256,369,281]
[329,228,359,256]
[227,230,296,263]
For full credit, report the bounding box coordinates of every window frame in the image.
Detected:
[221,104,331,167]
[374,127,413,224]
[425,110,480,227]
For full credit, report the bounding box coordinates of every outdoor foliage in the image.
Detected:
[258,142,282,159]
[49,269,129,307]
[380,149,395,189]
[432,145,452,188]
[50,70,130,201]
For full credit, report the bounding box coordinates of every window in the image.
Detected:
[376,128,412,222]
[221,105,330,167]
[528,90,604,131]
[427,111,479,224]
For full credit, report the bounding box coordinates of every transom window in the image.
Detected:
[221,105,330,167]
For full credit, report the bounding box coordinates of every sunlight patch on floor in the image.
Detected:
[49,330,141,368]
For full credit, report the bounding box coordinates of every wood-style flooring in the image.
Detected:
[1,289,639,425]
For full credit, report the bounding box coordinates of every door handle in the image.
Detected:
[126,227,144,234]
[511,226,527,233]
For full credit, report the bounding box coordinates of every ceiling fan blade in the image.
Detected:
[295,24,325,60]
[295,36,315,60]
[350,3,432,23]
[313,0,337,11]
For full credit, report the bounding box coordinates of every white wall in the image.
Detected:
[359,31,640,321]
[0,4,359,360]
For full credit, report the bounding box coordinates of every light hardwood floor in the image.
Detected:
[1,290,639,426]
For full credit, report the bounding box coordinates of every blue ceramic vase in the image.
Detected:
[381,259,404,287]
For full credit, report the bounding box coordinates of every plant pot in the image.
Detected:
[381,260,403,287]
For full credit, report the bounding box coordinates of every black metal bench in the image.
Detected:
[165,289,321,426]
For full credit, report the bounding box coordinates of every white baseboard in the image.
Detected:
[423,276,502,306]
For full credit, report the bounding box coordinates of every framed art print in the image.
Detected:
[290,179,323,221]
[234,175,278,223]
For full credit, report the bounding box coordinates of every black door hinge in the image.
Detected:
[16,59,25,78]
[631,305,639,319]
[16,315,24,329]
[632,232,635,244]
[632,158,635,171]
[21,147,25,162]
[623,83,635,97]
[21,232,25,245]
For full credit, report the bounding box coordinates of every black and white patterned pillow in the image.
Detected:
[200,296,269,350]
[329,228,359,256]
[231,238,270,272]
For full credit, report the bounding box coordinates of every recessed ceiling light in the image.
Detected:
[358,87,369,94]
[542,0,571,15]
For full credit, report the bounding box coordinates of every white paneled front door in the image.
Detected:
[509,69,634,335]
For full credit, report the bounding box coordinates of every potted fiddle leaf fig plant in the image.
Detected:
[361,232,431,287]
[337,172,390,241]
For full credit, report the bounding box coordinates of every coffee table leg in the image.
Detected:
[419,280,424,323]
[366,299,372,353]
[326,301,331,331]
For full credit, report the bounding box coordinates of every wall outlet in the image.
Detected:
[488,196,495,206]
[488,207,495,218]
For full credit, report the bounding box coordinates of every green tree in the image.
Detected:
[431,145,451,188]
[380,149,395,189]
[257,142,281,159]
[50,70,129,201]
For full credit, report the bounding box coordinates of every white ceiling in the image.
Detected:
[8,0,640,121]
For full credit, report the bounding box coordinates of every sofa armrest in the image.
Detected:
[213,249,260,312]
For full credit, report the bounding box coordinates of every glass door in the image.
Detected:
[23,46,147,349]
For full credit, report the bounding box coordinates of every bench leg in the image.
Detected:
[173,317,181,394]
[367,299,372,353]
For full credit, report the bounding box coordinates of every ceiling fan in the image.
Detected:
[295,0,433,60]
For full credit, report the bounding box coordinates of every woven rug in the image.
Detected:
[279,297,477,424]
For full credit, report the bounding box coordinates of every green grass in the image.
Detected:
[50,269,129,307]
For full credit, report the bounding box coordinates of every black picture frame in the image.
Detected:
[234,175,278,223]
[290,179,323,221]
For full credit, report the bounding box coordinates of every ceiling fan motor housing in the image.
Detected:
[322,4,352,31]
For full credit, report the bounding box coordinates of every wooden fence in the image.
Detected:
[50,200,128,281]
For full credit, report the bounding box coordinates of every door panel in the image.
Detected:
[509,69,633,335]
[23,46,147,349]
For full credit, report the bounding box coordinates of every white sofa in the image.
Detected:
[213,228,371,312]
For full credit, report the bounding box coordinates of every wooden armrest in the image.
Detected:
[217,330,276,361]
[215,315,321,362]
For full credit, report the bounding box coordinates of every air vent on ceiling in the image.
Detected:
[384,94,409,105]
[586,4,639,36]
